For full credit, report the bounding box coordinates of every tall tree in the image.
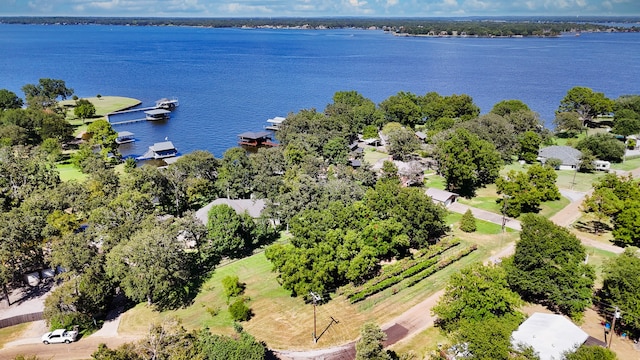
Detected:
[85,119,119,160]
[355,323,389,360]
[436,128,502,197]
[433,264,523,332]
[74,99,96,123]
[379,91,422,128]
[216,147,254,199]
[600,248,640,333]
[496,164,560,217]
[0,89,24,110]
[490,99,530,117]
[506,215,594,319]
[106,224,193,308]
[576,133,625,163]
[558,86,613,125]
[22,78,74,110]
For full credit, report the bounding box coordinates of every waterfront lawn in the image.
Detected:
[61,96,141,134]
[56,162,88,182]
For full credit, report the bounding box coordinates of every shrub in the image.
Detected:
[222,275,245,300]
[459,209,477,232]
[228,299,252,322]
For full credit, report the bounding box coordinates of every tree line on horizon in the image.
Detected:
[1,16,638,35]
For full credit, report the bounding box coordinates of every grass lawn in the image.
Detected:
[555,170,603,192]
[56,163,88,182]
[423,174,446,190]
[610,156,640,171]
[584,246,618,288]
[0,323,30,350]
[119,223,520,350]
[389,326,447,359]
[363,148,389,166]
[61,96,141,136]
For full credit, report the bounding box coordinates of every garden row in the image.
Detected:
[343,237,462,298]
[348,244,477,303]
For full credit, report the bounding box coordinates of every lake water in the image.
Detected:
[1,24,639,157]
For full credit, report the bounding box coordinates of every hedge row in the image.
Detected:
[403,245,478,288]
[349,244,477,303]
[344,238,461,297]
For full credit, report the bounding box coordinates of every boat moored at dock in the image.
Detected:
[155,97,179,110]
[238,131,278,147]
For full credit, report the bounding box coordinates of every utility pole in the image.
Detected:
[310,291,322,343]
[607,307,621,349]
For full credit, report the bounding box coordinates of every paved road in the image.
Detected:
[448,202,521,231]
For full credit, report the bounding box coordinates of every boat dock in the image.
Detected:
[106,97,179,123]
[107,106,157,117]
[109,118,147,125]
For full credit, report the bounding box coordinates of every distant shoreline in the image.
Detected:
[0,16,638,37]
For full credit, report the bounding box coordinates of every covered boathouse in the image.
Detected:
[137,141,178,160]
[144,108,171,121]
[238,131,278,147]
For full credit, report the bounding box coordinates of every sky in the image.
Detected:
[0,0,638,17]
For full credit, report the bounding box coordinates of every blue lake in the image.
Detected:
[1,24,639,157]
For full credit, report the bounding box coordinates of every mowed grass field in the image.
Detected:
[60,96,141,134]
[119,215,519,350]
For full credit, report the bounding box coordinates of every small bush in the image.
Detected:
[228,299,252,322]
[206,306,220,317]
[222,275,245,300]
[459,209,477,233]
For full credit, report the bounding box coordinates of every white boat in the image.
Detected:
[115,131,135,144]
[155,97,179,110]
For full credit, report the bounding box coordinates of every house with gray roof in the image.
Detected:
[425,188,459,207]
[537,145,581,170]
[195,198,266,225]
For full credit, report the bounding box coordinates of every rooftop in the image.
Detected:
[538,145,581,166]
[195,198,266,224]
[238,131,272,140]
[144,109,172,116]
[150,141,176,152]
[511,313,588,360]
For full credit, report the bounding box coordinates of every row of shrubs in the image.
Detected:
[349,244,477,303]
[344,237,461,298]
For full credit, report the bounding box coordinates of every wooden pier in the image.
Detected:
[109,118,146,125]
[108,106,157,116]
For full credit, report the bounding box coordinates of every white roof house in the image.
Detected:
[195,198,266,225]
[511,313,589,360]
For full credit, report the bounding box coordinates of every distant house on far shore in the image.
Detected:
[195,198,266,225]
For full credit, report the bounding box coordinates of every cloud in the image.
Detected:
[1,0,639,17]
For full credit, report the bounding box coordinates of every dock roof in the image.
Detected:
[238,131,272,140]
[145,109,171,115]
[150,141,176,152]
[117,131,135,137]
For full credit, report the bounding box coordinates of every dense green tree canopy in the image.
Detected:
[506,215,594,318]
[106,223,194,309]
[576,133,625,163]
[496,164,560,217]
[379,91,422,128]
[22,78,74,110]
[558,86,613,122]
[600,248,640,333]
[433,264,523,332]
[0,89,24,110]
[355,323,389,360]
[436,128,503,197]
[490,99,531,117]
